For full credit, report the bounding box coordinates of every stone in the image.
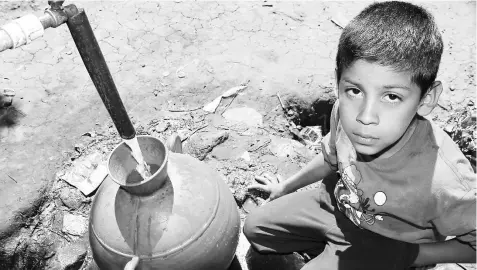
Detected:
[62,213,88,237]
[233,188,248,206]
[268,135,314,160]
[210,146,236,160]
[210,142,250,161]
[59,188,84,210]
[444,124,456,134]
[223,107,263,127]
[57,241,87,270]
[154,121,170,133]
[461,115,476,128]
[1,88,15,107]
[247,137,271,152]
[186,131,229,160]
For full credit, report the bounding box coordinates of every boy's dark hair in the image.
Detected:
[336,1,443,98]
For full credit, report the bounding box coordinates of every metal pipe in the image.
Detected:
[66,8,136,140]
[0,30,13,52]
[0,2,74,52]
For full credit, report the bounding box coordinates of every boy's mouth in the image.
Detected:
[352,132,378,145]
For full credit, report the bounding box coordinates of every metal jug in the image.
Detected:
[89,135,240,269]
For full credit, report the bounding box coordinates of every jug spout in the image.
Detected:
[108,136,169,196]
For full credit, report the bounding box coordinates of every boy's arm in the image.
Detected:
[414,146,476,267]
[412,238,476,266]
[281,100,340,194]
[280,152,335,194]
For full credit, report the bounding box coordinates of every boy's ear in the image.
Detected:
[417,81,443,116]
[334,68,339,96]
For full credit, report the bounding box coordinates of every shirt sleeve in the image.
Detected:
[433,187,476,249]
[431,143,476,249]
[321,100,339,171]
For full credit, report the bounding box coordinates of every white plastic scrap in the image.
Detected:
[203,85,248,113]
[239,151,251,162]
[331,12,350,29]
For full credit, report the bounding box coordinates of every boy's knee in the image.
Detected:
[243,209,264,242]
[243,209,274,254]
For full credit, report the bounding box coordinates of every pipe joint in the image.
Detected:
[43,8,68,28]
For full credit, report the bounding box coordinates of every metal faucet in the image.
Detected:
[0,1,137,140]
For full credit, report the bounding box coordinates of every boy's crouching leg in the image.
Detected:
[243,190,329,255]
[243,204,276,254]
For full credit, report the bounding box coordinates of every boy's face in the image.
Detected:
[337,60,423,157]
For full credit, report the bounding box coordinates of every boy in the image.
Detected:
[244,1,476,269]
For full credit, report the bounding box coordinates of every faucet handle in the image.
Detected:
[47,0,65,10]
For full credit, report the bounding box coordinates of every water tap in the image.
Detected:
[0,0,77,52]
[44,0,70,29]
[48,0,65,11]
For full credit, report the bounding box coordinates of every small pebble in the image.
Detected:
[177,71,186,78]
[62,213,88,236]
[461,115,476,128]
[3,88,15,97]
[444,124,455,134]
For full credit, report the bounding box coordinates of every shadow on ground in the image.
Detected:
[0,95,24,128]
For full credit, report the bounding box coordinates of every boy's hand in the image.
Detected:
[248,173,287,201]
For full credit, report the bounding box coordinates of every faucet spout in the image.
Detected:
[66,8,136,140]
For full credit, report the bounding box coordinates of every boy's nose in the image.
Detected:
[356,100,379,125]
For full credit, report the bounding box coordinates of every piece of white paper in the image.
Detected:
[202,85,248,113]
[203,95,223,113]
[63,158,108,196]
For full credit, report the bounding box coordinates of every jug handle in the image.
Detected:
[124,256,139,270]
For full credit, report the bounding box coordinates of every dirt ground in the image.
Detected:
[0,1,475,270]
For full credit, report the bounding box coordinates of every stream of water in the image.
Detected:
[124,137,152,180]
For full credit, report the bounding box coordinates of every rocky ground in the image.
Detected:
[0,1,475,270]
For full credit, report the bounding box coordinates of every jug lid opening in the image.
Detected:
[107,135,169,195]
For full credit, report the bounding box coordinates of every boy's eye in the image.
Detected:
[346,88,362,98]
[383,94,402,103]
